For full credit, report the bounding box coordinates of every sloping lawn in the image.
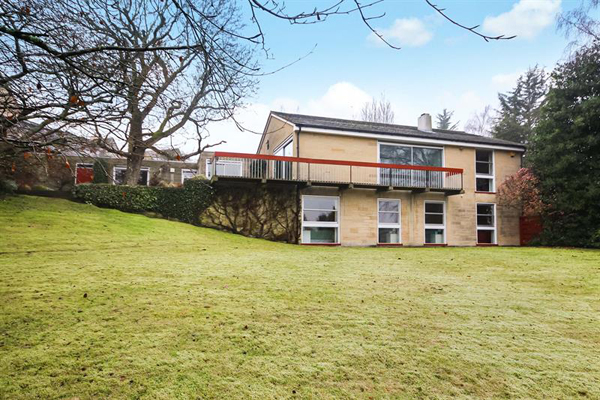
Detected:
[1,195,599,399]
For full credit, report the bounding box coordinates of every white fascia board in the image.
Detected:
[294,127,526,152]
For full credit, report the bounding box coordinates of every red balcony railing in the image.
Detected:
[209,152,463,192]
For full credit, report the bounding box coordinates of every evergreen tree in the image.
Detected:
[529,43,600,248]
[492,66,548,144]
[436,109,459,130]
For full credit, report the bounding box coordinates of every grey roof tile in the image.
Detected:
[271,111,525,149]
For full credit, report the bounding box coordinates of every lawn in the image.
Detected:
[1,195,599,399]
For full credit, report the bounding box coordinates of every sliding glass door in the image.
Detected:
[379,143,443,188]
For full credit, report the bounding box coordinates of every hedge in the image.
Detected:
[72,177,213,224]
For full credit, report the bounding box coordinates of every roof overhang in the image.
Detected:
[292,126,526,152]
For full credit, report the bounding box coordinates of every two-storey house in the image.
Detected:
[207,111,525,246]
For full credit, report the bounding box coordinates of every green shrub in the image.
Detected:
[72,177,213,224]
[92,160,110,184]
[0,179,17,195]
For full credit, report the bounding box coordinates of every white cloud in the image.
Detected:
[491,71,523,90]
[368,18,433,48]
[176,82,372,153]
[482,0,561,39]
[305,82,372,119]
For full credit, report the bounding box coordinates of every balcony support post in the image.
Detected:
[349,165,353,184]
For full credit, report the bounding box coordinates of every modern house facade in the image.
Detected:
[208,111,526,247]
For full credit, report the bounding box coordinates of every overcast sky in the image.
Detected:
[172,0,580,155]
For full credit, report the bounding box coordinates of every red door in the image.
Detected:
[519,216,542,246]
[76,165,94,184]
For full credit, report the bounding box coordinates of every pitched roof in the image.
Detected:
[271,111,526,150]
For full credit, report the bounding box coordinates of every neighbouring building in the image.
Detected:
[206,111,525,246]
[4,121,213,189]
[69,146,214,187]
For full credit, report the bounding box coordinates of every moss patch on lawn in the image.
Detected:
[1,195,599,399]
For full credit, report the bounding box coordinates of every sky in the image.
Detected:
[173,0,582,154]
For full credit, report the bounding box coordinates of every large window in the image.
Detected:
[205,159,243,178]
[378,199,401,244]
[477,203,496,244]
[475,150,494,192]
[424,201,445,244]
[302,196,339,244]
[379,143,443,166]
[379,143,443,187]
[113,166,149,186]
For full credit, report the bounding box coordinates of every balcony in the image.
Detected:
[208,152,464,195]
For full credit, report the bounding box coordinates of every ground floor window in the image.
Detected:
[113,166,149,186]
[181,168,197,183]
[378,199,401,244]
[477,203,496,244]
[424,201,445,244]
[302,195,339,244]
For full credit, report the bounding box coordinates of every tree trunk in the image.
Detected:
[125,114,145,185]
[125,145,146,185]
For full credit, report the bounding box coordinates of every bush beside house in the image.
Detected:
[73,177,213,225]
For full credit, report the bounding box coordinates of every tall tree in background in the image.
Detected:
[528,43,600,248]
[492,66,548,145]
[436,109,458,130]
[557,0,599,48]
[360,95,395,123]
[465,105,493,136]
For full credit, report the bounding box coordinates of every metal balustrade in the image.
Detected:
[209,152,463,193]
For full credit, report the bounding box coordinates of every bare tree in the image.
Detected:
[71,0,257,184]
[360,94,395,123]
[557,0,599,49]
[1,0,517,184]
[465,105,494,137]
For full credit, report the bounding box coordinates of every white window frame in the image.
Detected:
[377,198,402,244]
[378,142,445,166]
[205,159,212,178]
[424,200,446,244]
[273,135,293,156]
[113,166,150,186]
[377,142,445,186]
[475,149,495,193]
[301,195,340,244]
[476,203,497,244]
[181,168,198,183]
[205,159,243,178]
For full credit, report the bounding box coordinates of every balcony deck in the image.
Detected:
[209,152,464,195]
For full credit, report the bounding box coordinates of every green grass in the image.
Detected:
[1,195,599,399]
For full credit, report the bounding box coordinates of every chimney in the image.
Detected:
[418,113,433,132]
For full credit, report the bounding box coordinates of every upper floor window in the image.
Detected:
[379,143,442,167]
[205,159,242,179]
[475,150,494,192]
[379,143,443,188]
